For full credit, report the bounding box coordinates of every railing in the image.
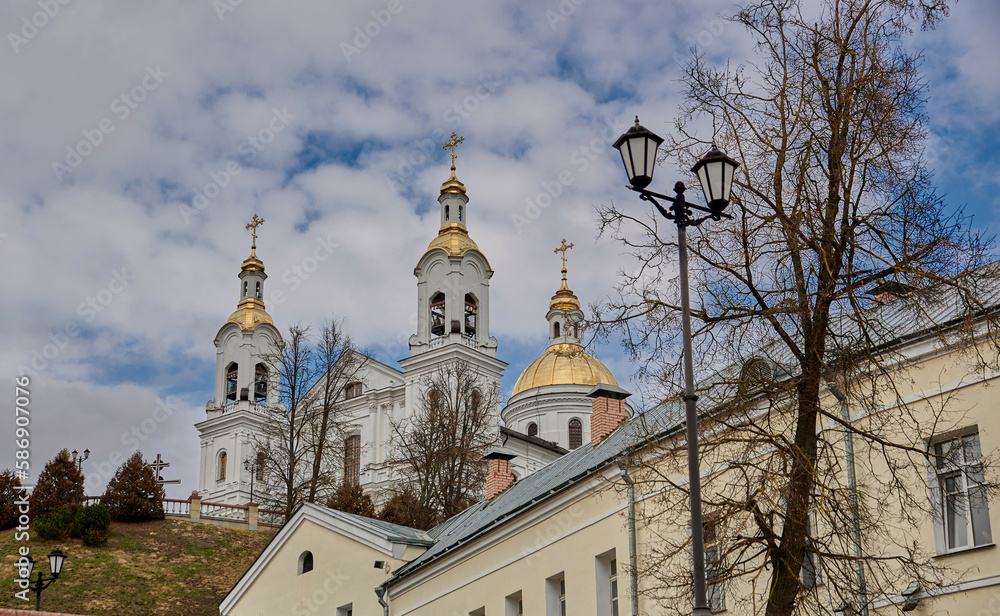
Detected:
[163,498,190,517]
[219,401,269,415]
[79,494,282,530]
[430,337,446,349]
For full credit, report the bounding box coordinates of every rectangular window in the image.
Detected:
[704,517,726,613]
[610,559,619,616]
[344,434,361,486]
[545,573,565,616]
[595,549,618,616]
[336,605,352,616]
[505,591,523,616]
[933,430,992,550]
[801,512,821,588]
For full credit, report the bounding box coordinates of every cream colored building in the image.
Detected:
[220,277,1000,616]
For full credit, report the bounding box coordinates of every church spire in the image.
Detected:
[440,132,466,196]
[548,239,583,345]
[228,214,273,331]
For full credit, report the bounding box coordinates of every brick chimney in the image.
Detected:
[482,448,517,501]
[587,384,632,446]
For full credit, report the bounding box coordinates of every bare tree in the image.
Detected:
[596,1,999,614]
[388,360,503,528]
[254,319,368,520]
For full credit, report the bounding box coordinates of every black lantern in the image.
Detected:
[691,148,739,213]
[613,117,664,190]
[48,547,65,577]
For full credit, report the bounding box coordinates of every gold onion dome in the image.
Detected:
[440,168,466,195]
[226,298,274,331]
[511,343,618,396]
[426,223,480,258]
[549,275,581,311]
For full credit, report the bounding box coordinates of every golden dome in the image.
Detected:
[241,252,265,272]
[511,343,618,396]
[549,278,581,311]
[425,223,480,259]
[225,298,274,331]
[441,169,466,195]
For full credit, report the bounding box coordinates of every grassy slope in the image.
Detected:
[1,519,275,616]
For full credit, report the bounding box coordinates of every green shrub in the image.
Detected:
[34,505,74,540]
[73,503,111,538]
[81,528,108,546]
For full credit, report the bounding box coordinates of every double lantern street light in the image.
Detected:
[17,547,67,611]
[614,117,739,616]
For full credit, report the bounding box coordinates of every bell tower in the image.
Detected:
[195,215,283,506]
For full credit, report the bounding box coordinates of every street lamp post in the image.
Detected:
[17,547,67,611]
[71,449,90,471]
[243,457,257,504]
[614,117,739,616]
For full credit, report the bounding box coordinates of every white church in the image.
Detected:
[193,138,630,507]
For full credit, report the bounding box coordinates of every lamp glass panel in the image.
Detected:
[644,137,659,179]
[708,160,724,201]
[628,138,647,182]
[49,550,64,576]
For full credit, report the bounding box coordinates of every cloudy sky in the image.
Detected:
[1,0,997,497]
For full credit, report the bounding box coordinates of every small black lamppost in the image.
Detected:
[243,457,258,504]
[20,547,67,611]
[614,117,739,616]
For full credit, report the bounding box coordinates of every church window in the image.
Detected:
[243,281,248,298]
[527,422,538,437]
[344,434,361,486]
[428,388,443,421]
[445,205,450,221]
[217,451,227,481]
[464,294,478,338]
[225,363,239,402]
[553,321,560,337]
[254,364,268,403]
[568,418,583,450]
[470,388,481,412]
[255,281,262,299]
[344,382,363,399]
[574,323,579,338]
[430,292,446,337]
[458,205,463,222]
[298,551,314,575]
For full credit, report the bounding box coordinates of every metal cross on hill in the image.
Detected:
[150,453,181,486]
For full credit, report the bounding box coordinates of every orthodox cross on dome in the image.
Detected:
[554,238,574,276]
[245,214,265,253]
[443,132,464,172]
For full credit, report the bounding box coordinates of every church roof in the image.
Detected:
[224,298,275,331]
[424,223,481,259]
[511,342,618,396]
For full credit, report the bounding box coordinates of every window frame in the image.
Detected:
[568,418,583,450]
[929,427,992,553]
[344,434,361,486]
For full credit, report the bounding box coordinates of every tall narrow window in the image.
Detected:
[801,512,820,588]
[546,573,565,616]
[255,281,262,299]
[464,294,478,337]
[934,430,992,550]
[430,292,446,337]
[568,418,583,449]
[225,363,239,402]
[704,516,726,612]
[344,434,361,486]
[243,281,248,298]
[458,205,463,222]
[298,551,313,574]
[428,388,442,421]
[254,363,268,403]
[445,205,450,221]
[217,451,227,481]
[527,422,538,437]
[609,558,619,616]
[553,321,560,337]
[559,579,567,616]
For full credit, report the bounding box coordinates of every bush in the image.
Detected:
[73,503,111,538]
[0,469,24,530]
[34,505,74,540]
[82,528,108,546]
[102,451,165,521]
[30,450,84,518]
[377,488,438,530]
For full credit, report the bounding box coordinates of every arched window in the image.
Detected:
[217,451,227,481]
[738,358,774,395]
[254,364,268,403]
[344,435,361,486]
[344,382,363,399]
[470,388,481,412]
[298,551,314,574]
[255,281,262,300]
[225,363,239,402]
[527,422,538,437]
[445,205,450,221]
[430,292,446,337]
[242,281,248,298]
[428,388,443,421]
[568,418,583,449]
[553,322,560,337]
[464,294,478,337]
[458,205,463,222]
